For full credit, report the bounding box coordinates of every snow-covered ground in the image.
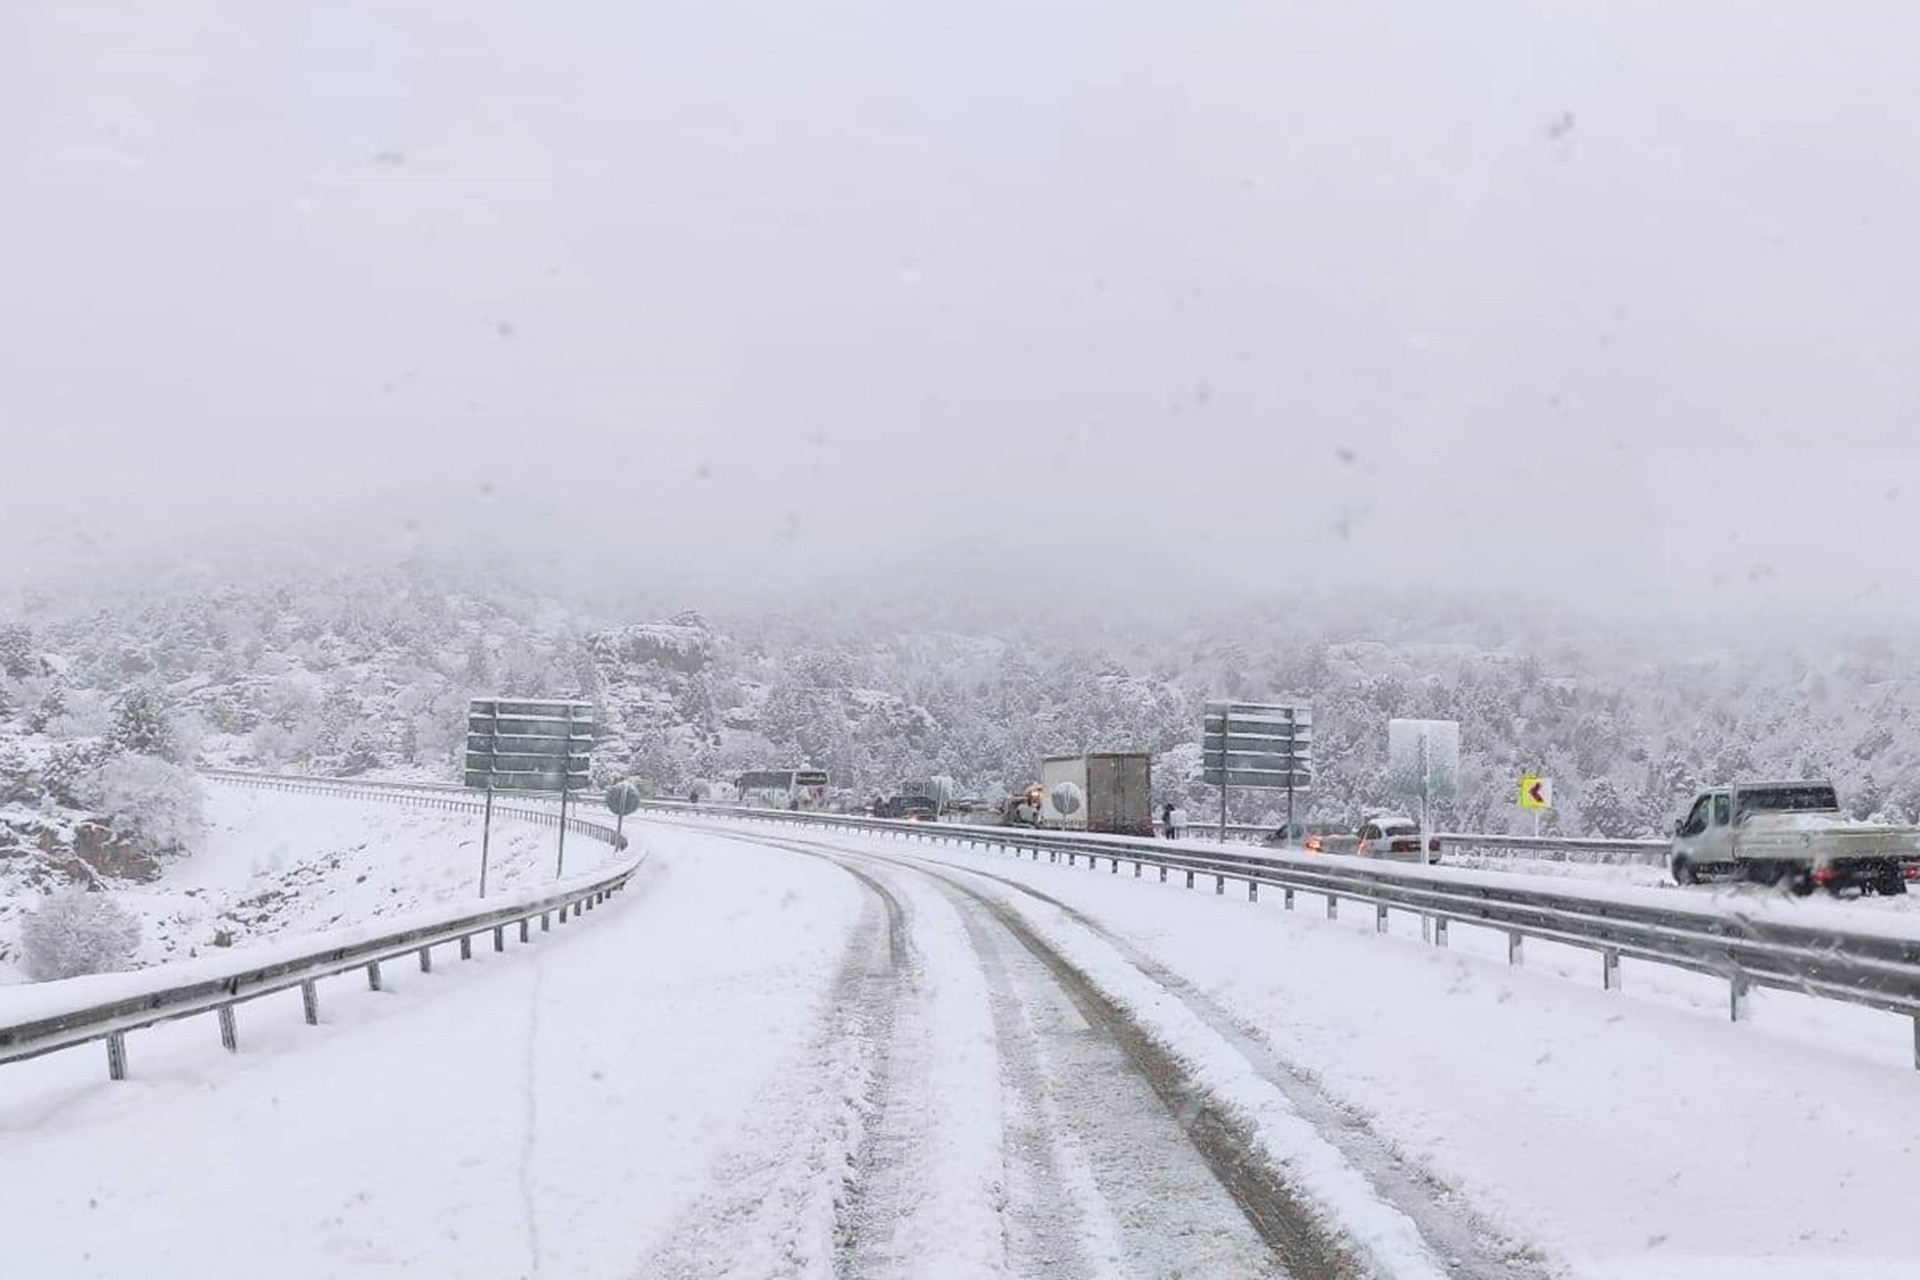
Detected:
[7,806,1919,1279]
[0,781,609,984]
[1440,851,1920,917]
[0,825,863,1280]
[756,823,1920,1280]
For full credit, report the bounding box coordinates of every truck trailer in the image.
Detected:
[1038,752,1153,837]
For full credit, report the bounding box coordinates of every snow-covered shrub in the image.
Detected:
[41,737,112,807]
[75,754,205,856]
[248,721,292,765]
[109,685,185,762]
[21,889,142,980]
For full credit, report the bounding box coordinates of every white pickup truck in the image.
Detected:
[1669,780,1919,895]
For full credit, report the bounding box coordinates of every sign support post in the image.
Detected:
[604,780,643,852]
[555,787,570,880]
[478,786,495,898]
[1388,719,1460,864]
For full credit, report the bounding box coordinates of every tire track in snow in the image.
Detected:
[824,862,913,1280]
[931,873,1283,1280]
[519,960,547,1278]
[742,833,1316,1278]
[631,863,905,1280]
[683,821,1545,1280]
[915,861,1555,1280]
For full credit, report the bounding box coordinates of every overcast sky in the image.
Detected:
[6,1,1920,617]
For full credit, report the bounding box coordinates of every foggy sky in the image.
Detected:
[6,1,1920,617]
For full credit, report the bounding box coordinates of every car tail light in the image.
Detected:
[1812,866,1839,885]
[1904,864,1919,881]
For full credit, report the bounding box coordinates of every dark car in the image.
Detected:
[874,794,939,821]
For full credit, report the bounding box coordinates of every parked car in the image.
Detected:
[1355,814,1441,863]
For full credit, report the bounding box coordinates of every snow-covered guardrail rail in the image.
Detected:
[0,773,641,1082]
[644,802,1920,1069]
[1192,821,1669,864]
[199,767,624,845]
[1434,832,1670,864]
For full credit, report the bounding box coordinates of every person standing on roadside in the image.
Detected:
[1169,803,1189,840]
[1161,802,1176,837]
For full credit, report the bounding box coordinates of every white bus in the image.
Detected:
[737,768,831,810]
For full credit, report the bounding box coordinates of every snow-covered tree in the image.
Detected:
[0,622,34,679]
[76,755,205,856]
[1578,778,1640,837]
[109,685,181,761]
[24,678,66,733]
[22,890,142,981]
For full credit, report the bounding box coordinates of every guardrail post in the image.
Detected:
[1433,916,1448,946]
[1159,865,1168,883]
[367,960,383,991]
[1913,1016,1919,1072]
[218,1005,239,1053]
[301,979,320,1025]
[1730,975,1750,1022]
[1508,932,1524,966]
[1067,852,1076,867]
[520,919,531,943]
[1134,861,1143,878]
[106,1032,128,1081]
[1375,904,1389,934]
[460,936,473,960]
[1248,881,1258,902]
[1420,915,1431,943]
[1184,870,1195,889]
[541,911,551,932]
[1326,895,1338,920]
[418,946,433,973]
[494,926,505,952]
[1603,949,1622,991]
[1284,887,1295,910]
[1215,874,1225,895]
[1111,857,1119,874]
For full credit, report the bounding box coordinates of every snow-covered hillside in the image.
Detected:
[0,781,595,983]
[6,557,1920,860]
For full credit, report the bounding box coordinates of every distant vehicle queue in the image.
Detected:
[722,764,1917,894]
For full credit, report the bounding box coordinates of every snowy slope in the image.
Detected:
[1,782,611,983]
[0,827,865,1280]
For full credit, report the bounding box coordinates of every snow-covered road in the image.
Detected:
[7,814,1918,1280]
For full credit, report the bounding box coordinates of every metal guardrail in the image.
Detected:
[0,773,640,1082]
[1435,832,1669,865]
[199,768,625,845]
[217,772,1667,865]
[639,801,1920,1068]
[1190,820,1669,864]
